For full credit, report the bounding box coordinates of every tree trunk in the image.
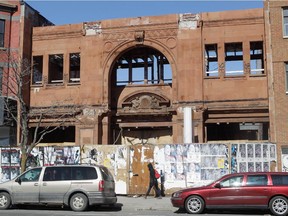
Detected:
[20,152,28,173]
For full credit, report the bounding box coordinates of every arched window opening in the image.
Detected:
[113,47,172,86]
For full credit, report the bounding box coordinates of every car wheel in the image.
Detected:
[185,195,205,214]
[69,193,88,212]
[269,196,288,216]
[0,192,11,209]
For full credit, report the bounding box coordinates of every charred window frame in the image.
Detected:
[285,62,288,94]
[32,56,43,85]
[250,42,264,75]
[0,20,5,47]
[115,48,172,86]
[283,8,288,37]
[225,43,243,76]
[205,44,218,77]
[48,54,63,84]
[69,53,80,83]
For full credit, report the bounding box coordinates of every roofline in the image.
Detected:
[0,2,18,13]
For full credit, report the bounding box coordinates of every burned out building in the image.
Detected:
[30,8,268,146]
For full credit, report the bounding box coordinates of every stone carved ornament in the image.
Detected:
[122,93,170,111]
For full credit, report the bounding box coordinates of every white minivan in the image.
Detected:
[0,164,117,211]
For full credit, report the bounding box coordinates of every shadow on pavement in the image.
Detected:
[11,203,123,212]
[174,207,271,215]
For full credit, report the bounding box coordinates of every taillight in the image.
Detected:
[99,180,104,191]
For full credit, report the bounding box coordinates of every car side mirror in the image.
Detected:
[215,183,221,189]
[15,177,21,185]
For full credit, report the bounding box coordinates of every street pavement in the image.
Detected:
[117,195,176,212]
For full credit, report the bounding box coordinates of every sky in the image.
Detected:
[25,0,264,25]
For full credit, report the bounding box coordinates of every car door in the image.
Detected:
[240,174,271,206]
[39,166,71,204]
[12,167,42,203]
[207,175,244,206]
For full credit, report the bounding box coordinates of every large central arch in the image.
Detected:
[103,40,177,145]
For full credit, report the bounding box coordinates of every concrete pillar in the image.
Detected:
[183,107,193,144]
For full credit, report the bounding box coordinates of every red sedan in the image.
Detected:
[171,172,288,215]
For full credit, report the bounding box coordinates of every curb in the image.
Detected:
[117,195,174,211]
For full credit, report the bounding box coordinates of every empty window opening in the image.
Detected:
[48,54,63,84]
[114,47,172,86]
[69,53,80,83]
[31,126,75,143]
[225,43,243,76]
[283,8,288,37]
[205,44,218,77]
[32,56,43,84]
[0,20,5,47]
[250,42,264,75]
[206,122,268,141]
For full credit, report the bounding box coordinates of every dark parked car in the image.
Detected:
[171,172,288,215]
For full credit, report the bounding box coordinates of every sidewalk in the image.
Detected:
[117,195,175,211]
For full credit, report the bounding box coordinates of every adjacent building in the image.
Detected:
[0,1,52,147]
[265,0,288,171]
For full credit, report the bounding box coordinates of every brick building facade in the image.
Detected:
[30,8,269,148]
[265,0,288,170]
[0,1,51,147]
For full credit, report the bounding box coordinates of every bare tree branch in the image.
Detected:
[0,50,82,172]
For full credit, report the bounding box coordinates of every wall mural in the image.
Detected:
[0,142,278,195]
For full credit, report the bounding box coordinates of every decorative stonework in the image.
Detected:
[166,37,177,49]
[219,62,225,75]
[84,22,102,36]
[179,13,200,30]
[103,29,177,41]
[122,93,170,112]
[64,73,69,83]
[43,75,48,85]
[244,63,250,75]
[134,30,145,43]
[83,107,107,117]
[104,41,113,52]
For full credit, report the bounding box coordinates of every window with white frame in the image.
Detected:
[283,8,288,37]
[0,20,5,47]
[225,43,244,76]
[205,44,218,77]
[286,63,288,93]
[48,54,63,84]
[250,41,264,75]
